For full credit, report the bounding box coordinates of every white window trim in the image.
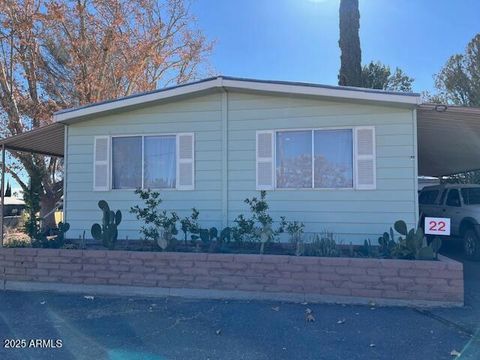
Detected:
[273,126,365,191]
[109,133,192,191]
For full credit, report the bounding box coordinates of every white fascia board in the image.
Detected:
[220,78,422,105]
[54,76,421,123]
[54,78,223,123]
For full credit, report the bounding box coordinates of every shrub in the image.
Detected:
[180,208,200,244]
[130,189,179,250]
[232,191,283,254]
[3,232,31,248]
[279,217,305,256]
[303,232,339,257]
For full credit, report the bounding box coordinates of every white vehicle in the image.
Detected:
[419,184,480,259]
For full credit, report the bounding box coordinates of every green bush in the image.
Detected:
[232,191,284,254]
[3,238,31,248]
[279,217,305,256]
[130,189,178,250]
[180,208,200,244]
[303,232,339,257]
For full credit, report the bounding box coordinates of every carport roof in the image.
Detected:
[0,123,64,157]
[418,104,480,177]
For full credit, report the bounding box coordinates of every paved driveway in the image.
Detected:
[0,248,478,360]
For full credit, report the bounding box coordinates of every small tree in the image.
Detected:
[232,191,284,254]
[130,189,179,250]
[23,176,42,240]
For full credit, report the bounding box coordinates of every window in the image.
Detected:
[276,131,312,188]
[314,129,353,188]
[109,134,194,190]
[275,129,353,189]
[461,188,480,205]
[419,190,439,205]
[144,136,176,188]
[112,136,142,189]
[446,189,461,207]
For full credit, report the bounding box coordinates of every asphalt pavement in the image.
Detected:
[0,245,478,360]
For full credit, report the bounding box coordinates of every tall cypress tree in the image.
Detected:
[338,0,362,87]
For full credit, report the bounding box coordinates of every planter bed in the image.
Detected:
[0,248,463,307]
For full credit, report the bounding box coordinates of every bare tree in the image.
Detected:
[0,0,213,228]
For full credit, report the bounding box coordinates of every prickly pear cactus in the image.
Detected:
[91,200,122,250]
[392,220,439,260]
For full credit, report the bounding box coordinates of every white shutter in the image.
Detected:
[176,133,195,190]
[256,131,274,190]
[93,136,110,191]
[355,127,376,190]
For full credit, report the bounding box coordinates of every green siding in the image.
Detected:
[66,93,223,240]
[226,92,416,243]
[65,90,417,244]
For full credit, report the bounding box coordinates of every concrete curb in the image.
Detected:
[3,280,463,308]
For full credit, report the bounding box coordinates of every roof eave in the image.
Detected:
[54,76,421,124]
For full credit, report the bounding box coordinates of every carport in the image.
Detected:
[0,123,65,243]
[0,104,480,243]
[417,104,480,177]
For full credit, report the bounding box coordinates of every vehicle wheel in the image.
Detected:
[463,229,480,260]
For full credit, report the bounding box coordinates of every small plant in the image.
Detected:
[232,191,283,254]
[91,200,122,250]
[180,208,200,244]
[279,217,305,256]
[304,232,339,257]
[130,189,179,251]
[378,227,396,257]
[198,227,219,249]
[56,221,70,245]
[80,230,86,250]
[232,214,255,243]
[3,238,32,248]
[360,239,377,257]
[219,227,231,243]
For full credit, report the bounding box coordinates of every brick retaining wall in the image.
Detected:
[0,249,464,307]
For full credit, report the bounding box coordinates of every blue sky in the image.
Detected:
[192,0,480,93]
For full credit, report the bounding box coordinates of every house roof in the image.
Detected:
[53,76,422,124]
[2,78,480,179]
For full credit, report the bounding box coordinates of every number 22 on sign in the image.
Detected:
[424,217,450,236]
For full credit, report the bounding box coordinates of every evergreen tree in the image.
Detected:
[338,0,362,87]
